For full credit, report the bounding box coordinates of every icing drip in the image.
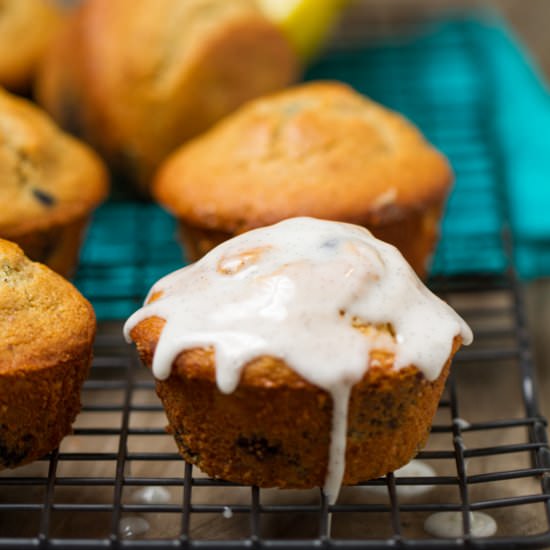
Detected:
[454,417,471,430]
[124,217,472,503]
[325,385,352,500]
[119,517,150,538]
[424,511,497,538]
[353,459,436,498]
[131,486,171,505]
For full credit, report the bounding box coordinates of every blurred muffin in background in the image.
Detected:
[0,88,108,277]
[0,0,62,92]
[154,81,453,278]
[36,0,299,196]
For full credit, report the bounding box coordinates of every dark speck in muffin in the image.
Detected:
[32,189,56,207]
[321,238,339,249]
[0,429,32,468]
[237,434,281,461]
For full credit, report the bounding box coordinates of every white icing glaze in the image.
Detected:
[454,417,471,430]
[222,506,233,519]
[124,217,472,503]
[424,511,497,538]
[356,459,436,498]
[119,516,150,538]
[131,486,171,505]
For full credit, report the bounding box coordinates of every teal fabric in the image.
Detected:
[75,16,550,320]
[76,203,181,320]
[472,20,550,278]
[305,17,550,278]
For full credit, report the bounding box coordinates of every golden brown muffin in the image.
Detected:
[0,88,108,277]
[154,81,453,277]
[0,0,62,91]
[0,239,95,468]
[132,316,461,489]
[36,0,299,195]
[125,217,472,492]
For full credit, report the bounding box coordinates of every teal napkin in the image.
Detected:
[305,17,550,278]
[473,20,550,278]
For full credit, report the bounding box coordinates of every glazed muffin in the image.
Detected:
[125,218,472,500]
[154,81,453,277]
[36,0,299,195]
[0,0,62,91]
[0,239,95,468]
[0,88,108,277]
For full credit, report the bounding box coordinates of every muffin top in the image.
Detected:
[0,0,62,90]
[154,81,453,232]
[125,217,472,388]
[0,89,108,238]
[0,239,96,375]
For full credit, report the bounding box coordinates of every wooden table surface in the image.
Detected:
[2,0,550,545]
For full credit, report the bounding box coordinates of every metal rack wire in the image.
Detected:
[2,271,550,548]
[2,9,550,550]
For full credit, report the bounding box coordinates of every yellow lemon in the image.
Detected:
[258,0,353,62]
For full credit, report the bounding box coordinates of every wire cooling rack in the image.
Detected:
[2,272,549,548]
[2,11,550,550]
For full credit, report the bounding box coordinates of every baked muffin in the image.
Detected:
[154,81,453,277]
[0,0,62,91]
[125,217,472,501]
[0,239,95,468]
[36,0,299,195]
[0,88,108,277]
